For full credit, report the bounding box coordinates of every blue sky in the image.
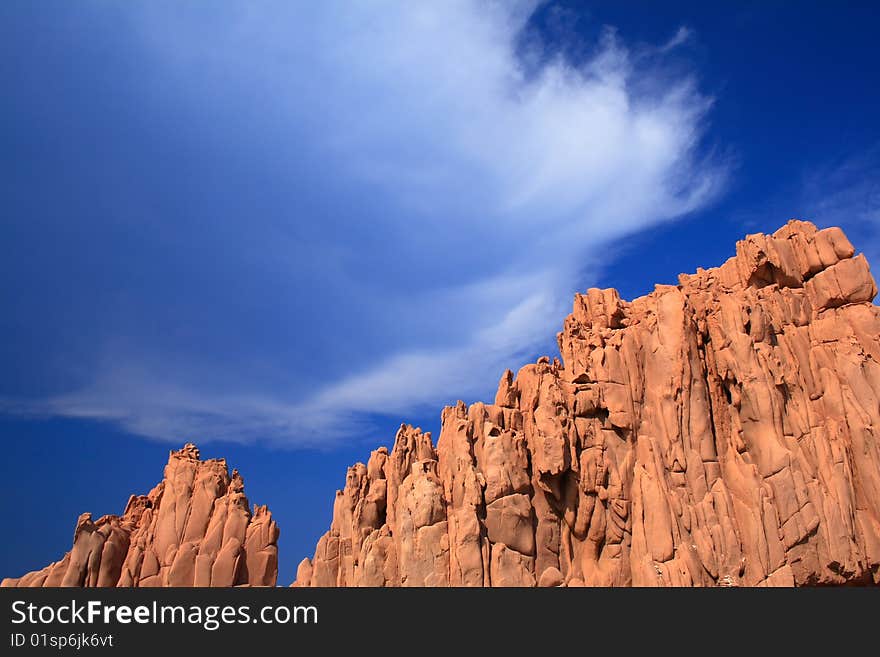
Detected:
[2,1,878,584]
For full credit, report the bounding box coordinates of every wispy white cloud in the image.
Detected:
[6,1,726,445]
[800,149,880,224]
[658,26,693,53]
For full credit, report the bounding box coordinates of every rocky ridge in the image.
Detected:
[5,220,880,588]
[292,220,880,587]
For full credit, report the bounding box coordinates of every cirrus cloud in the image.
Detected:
[4,1,726,445]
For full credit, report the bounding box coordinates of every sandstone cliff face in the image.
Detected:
[293,220,880,587]
[2,443,279,587]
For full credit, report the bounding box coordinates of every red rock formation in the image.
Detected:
[2,443,278,587]
[293,221,880,587]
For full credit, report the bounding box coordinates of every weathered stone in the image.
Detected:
[294,221,880,587]
[2,444,278,587]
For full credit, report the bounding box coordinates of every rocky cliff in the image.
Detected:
[6,221,879,588]
[293,220,880,587]
[1,443,278,587]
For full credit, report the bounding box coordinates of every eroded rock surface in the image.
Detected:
[293,221,880,587]
[2,443,278,587]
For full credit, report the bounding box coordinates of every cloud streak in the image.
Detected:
[658,26,693,53]
[5,1,725,445]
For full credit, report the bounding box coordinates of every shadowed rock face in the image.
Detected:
[293,221,880,587]
[2,444,279,587]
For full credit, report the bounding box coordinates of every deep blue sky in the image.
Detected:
[2,1,878,585]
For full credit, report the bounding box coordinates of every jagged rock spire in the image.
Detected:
[2,444,279,587]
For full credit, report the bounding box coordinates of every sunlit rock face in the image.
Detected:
[7,220,879,588]
[2,443,279,587]
[293,221,880,587]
